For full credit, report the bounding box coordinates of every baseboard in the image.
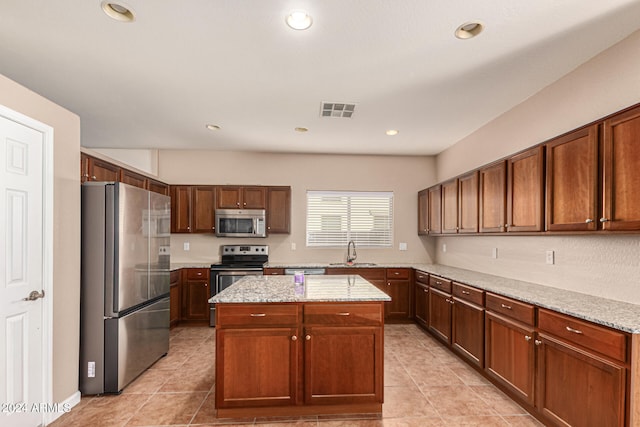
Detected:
[45,390,81,425]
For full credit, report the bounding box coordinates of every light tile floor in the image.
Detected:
[50,324,544,426]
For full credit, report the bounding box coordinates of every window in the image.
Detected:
[306,191,393,247]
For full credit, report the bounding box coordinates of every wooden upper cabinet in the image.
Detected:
[506,147,544,232]
[441,179,458,234]
[170,185,193,233]
[427,185,442,235]
[267,186,291,234]
[417,189,429,235]
[479,161,507,233]
[192,186,216,233]
[217,186,267,209]
[87,156,120,182]
[545,125,599,232]
[120,168,147,189]
[602,105,640,231]
[458,171,479,234]
[147,178,170,196]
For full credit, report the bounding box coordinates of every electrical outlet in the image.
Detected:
[399,242,407,251]
[183,242,190,251]
[546,250,555,265]
[492,247,498,259]
[442,243,447,253]
[159,245,170,255]
[291,242,296,250]
[88,361,95,378]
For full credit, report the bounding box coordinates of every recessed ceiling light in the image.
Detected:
[294,127,309,133]
[206,124,221,131]
[386,129,399,136]
[101,1,135,22]
[455,21,484,39]
[286,10,313,30]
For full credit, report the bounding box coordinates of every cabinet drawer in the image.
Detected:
[170,270,180,284]
[429,275,452,293]
[304,303,383,326]
[538,309,627,362]
[386,268,410,279]
[263,268,284,275]
[217,304,300,327]
[485,293,534,325]
[452,282,484,306]
[185,268,209,280]
[415,271,429,284]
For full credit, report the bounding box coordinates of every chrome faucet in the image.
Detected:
[346,240,357,264]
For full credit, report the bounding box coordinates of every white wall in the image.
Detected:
[158,151,437,264]
[0,74,81,403]
[91,148,159,176]
[434,30,640,304]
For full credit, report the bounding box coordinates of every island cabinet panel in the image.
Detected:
[602,105,640,231]
[506,146,545,232]
[263,267,285,275]
[479,161,507,233]
[441,179,459,234]
[216,327,299,408]
[427,185,442,235]
[304,326,382,405]
[545,125,599,231]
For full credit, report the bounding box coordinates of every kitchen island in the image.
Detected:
[209,274,391,418]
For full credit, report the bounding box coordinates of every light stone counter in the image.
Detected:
[170,262,212,271]
[209,274,391,304]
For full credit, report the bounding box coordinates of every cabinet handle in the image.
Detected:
[565,326,583,335]
[600,217,609,223]
[500,303,512,310]
[535,340,542,346]
[585,218,594,223]
[436,281,442,285]
[250,313,266,317]
[305,335,311,341]
[243,202,246,206]
[524,335,532,341]
[461,290,470,295]
[423,289,428,293]
[291,335,297,341]
[337,312,350,316]
[394,272,399,275]
[504,224,509,228]
[91,175,97,180]
[387,283,391,286]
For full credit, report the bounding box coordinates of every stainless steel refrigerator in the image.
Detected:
[80,182,171,394]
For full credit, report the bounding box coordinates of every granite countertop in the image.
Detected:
[170,262,212,271]
[209,274,391,304]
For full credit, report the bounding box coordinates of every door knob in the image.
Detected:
[23,290,45,301]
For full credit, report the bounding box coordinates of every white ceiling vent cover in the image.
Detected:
[320,102,356,118]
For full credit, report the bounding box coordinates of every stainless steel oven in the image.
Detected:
[209,245,268,326]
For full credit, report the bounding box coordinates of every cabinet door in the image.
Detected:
[427,185,442,234]
[385,279,411,320]
[304,326,383,405]
[428,288,453,345]
[81,153,90,183]
[192,186,216,233]
[170,286,181,327]
[506,147,544,232]
[602,106,640,230]
[485,311,535,406]
[216,327,299,408]
[88,157,120,182]
[267,186,291,233]
[441,179,459,234]
[414,282,429,328]
[479,161,507,233]
[452,298,484,368]
[147,178,169,196]
[217,186,242,208]
[181,269,209,320]
[546,125,599,231]
[458,171,479,234]
[417,189,429,235]
[536,333,626,427]
[170,185,192,233]
[120,169,147,189]
[242,186,267,209]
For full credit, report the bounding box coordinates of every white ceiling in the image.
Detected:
[2,1,640,156]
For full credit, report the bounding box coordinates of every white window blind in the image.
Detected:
[306,191,393,247]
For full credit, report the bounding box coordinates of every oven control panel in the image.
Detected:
[221,245,268,255]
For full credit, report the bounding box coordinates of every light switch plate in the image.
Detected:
[492,248,498,259]
[184,242,190,251]
[442,244,447,253]
[291,242,297,250]
[546,250,554,265]
[399,242,407,251]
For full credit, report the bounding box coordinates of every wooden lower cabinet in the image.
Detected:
[215,302,384,417]
[169,270,181,327]
[428,287,453,344]
[181,268,210,322]
[451,297,484,368]
[414,279,429,328]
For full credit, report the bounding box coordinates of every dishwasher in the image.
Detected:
[284,268,326,276]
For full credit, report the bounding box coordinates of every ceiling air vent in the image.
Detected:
[320,102,356,118]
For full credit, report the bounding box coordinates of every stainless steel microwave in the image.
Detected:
[215,209,266,237]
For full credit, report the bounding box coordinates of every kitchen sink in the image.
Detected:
[329,262,377,267]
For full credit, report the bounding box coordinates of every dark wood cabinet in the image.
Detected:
[506,146,545,232]
[417,189,429,235]
[458,171,479,234]
[81,153,169,195]
[267,186,291,234]
[413,271,429,328]
[181,268,210,322]
[384,269,412,321]
[147,178,169,195]
[428,287,453,344]
[85,155,120,182]
[545,125,599,231]
[192,186,216,233]
[263,267,285,275]
[170,185,193,233]
[217,186,267,209]
[479,161,507,233]
[441,179,458,234]
[451,283,484,368]
[169,270,181,328]
[602,105,640,231]
[427,185,442,235]
[119,168,146,189]
[485,293,536,406]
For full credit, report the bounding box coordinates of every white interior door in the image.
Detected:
[0,114,45,426]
